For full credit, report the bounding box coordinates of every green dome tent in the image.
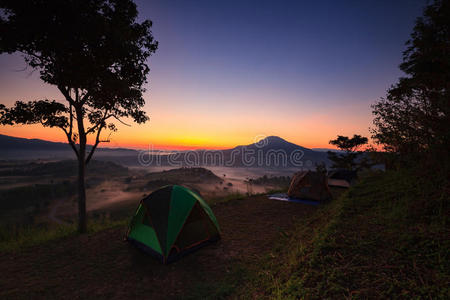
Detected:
[126,185,221,263]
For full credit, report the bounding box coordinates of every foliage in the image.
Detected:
[314,162,327,174]
[327,134,368,171]
[329,135,368,153]
[0,0,157,232]
[250,174,291,186]
[0,0,157,157]
[371,0,450,158]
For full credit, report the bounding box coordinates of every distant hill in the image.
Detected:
[0,134,137,159]
[0,134,330,168]
[230,136,311,153]
[217,136,329,167]
[144,167,222,189]
[0,159,128,177]
[0,134,71,152]
[312,148,345,153]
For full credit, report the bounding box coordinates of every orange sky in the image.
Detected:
[0,0,423,151]
[0,60,377,150]
[0,52,379,151]
[1,0,416,151]
[0,63,377,150]
[0,95,374,150]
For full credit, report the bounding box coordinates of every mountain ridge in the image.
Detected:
[0,133,317,153]
[231,136,313,152]
[0,133,329,166]
[0,134,137,153]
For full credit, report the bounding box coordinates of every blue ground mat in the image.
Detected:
[268,193,320,206]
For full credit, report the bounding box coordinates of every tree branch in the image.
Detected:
[69,103,74,140]
[113,115,131,127]
[75,88,79,102]
[86,113,113,135]
[80,91,89,105]
[85,123,105,165]
[57,85,76,105]
[61,127,80,158]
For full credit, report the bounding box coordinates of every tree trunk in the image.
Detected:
[75,105,87,233]
[77,152,87,233]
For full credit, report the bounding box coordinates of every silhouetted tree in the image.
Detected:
[0,0,158,233]
[371,0,449,159]
[314,162,327,175]
[327,135,368,171]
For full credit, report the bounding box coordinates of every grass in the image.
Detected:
[225,169,449,298]
[207,187,289,206]
[0,189,249,253]
[0,223,77,253]
[0,216,129,253]
[184,265,249,300]
[208,191,248,205]
[3,168,447,298]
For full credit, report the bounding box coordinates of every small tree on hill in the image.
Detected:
[0,0,158,233]
[327,135,368,171]
[314,162,328,174]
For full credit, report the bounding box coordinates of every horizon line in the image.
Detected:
[0,132,345,152]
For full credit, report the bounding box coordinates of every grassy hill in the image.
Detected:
[232,169,449,298]
[0,194,317,299]
[0,169,448,298]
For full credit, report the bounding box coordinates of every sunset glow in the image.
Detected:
[0,0,425,150]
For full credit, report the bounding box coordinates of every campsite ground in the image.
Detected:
[0,194,318,299]
[1,170,447,299]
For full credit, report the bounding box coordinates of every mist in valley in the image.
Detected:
[0,158,295,228]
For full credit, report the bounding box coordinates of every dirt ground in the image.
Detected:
[0,195,317,299]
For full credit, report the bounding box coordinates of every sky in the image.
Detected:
[0,0,426,150]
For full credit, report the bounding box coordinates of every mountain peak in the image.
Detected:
[256,136,308,149]
[261,136,287,143]
[231,135,312,152]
